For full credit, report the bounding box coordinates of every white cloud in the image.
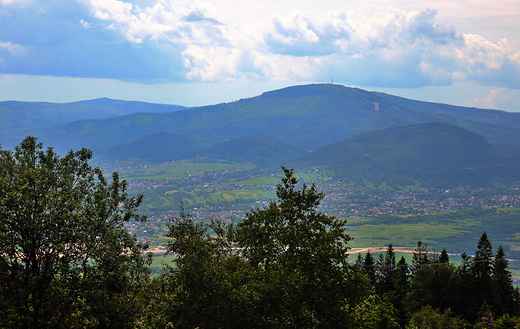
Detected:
[235,7,520,88]
[468,87,520,111]
[80,19,91,29]
[82,0,229,45]
[0,1,519,91]
[0,41,26,56]
[0,41,26,66]
[451,35,520,87]
[457,35,513,70]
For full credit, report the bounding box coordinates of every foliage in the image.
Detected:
[405,306,469,329]
[494,314,520,329]
[406,261,458,313]
[348,294,401,329]
[0,137,150,329]
[235,167,351,270]
[492,246,517,316]
[235,167,366,327]
[157,168,371,328]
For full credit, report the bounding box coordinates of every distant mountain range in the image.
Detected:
[0,98,184,134]
[2,84,520,187]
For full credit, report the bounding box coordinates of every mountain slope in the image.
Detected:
[102,132,200,163]
[195,135,309,167]
[0,84,442,153]
[374,92,520,129]
[0,98,184,134]
[296,122,520,188]
[3,84,520,161]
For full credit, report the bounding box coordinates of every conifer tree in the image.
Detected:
[491,246,516,315]
[439,248,450,263]
[473,232,493,279]
[380,244,397,293]
[363,251,377,286]
[412,241,429,273]
[472,232,494,313]
[397,256,409,283]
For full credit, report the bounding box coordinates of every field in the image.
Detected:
[106,161,520,275]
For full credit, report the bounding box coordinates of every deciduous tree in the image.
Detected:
[0,137,150,329]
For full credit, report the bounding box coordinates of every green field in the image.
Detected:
[347,219,475,250]
[115,161,242,182]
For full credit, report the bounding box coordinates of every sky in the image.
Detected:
[0,0,519,111]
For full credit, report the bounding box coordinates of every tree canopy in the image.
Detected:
[161,167,369,328]
[0,136,150,329]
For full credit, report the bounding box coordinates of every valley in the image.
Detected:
[3,83,520,268]
[108,160,520,261]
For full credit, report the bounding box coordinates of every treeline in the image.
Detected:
[135,220,519,328]
[1,137,519,328]
[356,237,518,328]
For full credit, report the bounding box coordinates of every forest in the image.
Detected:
[1,137,519,329]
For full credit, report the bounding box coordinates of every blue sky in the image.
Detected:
[1,0,519,111]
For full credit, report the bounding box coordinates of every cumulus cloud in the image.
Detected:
[469,87,520,111]
[235,7,519,88]
[0,0,188,80]
[81,0,228,45]
[454,35,520,87]
[0,0,519,89]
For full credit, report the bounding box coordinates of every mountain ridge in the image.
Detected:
[2,84,520,169]
[0,98,185,135]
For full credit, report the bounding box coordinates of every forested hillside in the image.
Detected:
[3,84,520,157]
[296,122,520,187]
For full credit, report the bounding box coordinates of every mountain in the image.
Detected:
[295,122,520,188]
[102,132,200,163]
[374,92,520,130]
[2,84,520,162]
[0,84,458,153]
[195,135,309,167]
[0,98,184,134]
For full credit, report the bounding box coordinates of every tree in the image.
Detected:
[473,232,493,279]
[472,232,494,312]
[162,207,268,329]
[363,251,377,286]
[234,167,367,328]
[380,244,397,293]
[412,241,429,272]
[0,137,150,329]
[406,262,457,314]
[235,167,351,271]
[439,248,450,264]
[491,246,516,316]
[406,306,468,329]
[397,256,409,282]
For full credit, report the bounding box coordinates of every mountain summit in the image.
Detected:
[2,84,520,165]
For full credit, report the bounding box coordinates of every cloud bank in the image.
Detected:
[0,0,519,89]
